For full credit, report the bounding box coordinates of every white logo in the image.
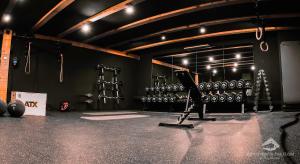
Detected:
[262,138,280,152]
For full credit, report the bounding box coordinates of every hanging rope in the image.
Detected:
[255,0,269,52]
[59,53,64,83]
[25,42,32,74]
[195,52,198,73]
[171,56,174,82]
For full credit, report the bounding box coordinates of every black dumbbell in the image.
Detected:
[202,94,210,103]
[229,80,237,89]
[145,87,150,92]
[211,94,219,103]
[146,96,152,103]
[213,81,221,90]
[205,82,213,91]
[237,80,245,89]
[166,85,172,92]
[245,81,252,88]
[97,79,101,85]
[154,86,160,92]
[219,93,227,103]
[172,84,179,92]
[221,81,229,90]
[150,87,155,92]
[162,95,168,103]
[168,96,175,103]
[141,96,146,103]
[225,93,234,103]
[157,96,163,103]
[199,82,206,91]
[178,84,184,92]
[160,86,166,92]
[234,93,243,103]
[152,96,157,103]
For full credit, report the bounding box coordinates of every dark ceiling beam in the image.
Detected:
[167,52,253,65]
[125,27,296,52]
[192,60,254,67]
[152,59,189,71]
[160,45,253,58]
[178,56,254,65]
[32,0,75,31]
[160,51,253,64]
[58,0,138,37]
[186,51,253,61]
[197,64,254,70]
[109,13,300,48]
[85,0,253,43]
[33,34,187,71]
[34,34,140,59]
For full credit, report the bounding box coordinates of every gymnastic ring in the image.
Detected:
[260,41,269,52]
[256,27,263,40]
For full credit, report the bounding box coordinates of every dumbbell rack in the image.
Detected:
[141,84,189,108]
[152,74,167,87]
[200,80,252,114]
[253,69,273,112]
[96,64,123,106]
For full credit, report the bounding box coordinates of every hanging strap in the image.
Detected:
[255,0,269,52]
[25,42,32,74]
[59,53,64,83]
[256,27,263,40]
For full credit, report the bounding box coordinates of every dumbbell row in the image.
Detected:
[97,87,121,91]
[98,96,125,100]
[198,80,252,91]
[141,95,191,103]
[202,92,243,103]
[145,84,185,93]
[97,80,123,85]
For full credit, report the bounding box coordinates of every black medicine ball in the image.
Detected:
[7,100,26,117]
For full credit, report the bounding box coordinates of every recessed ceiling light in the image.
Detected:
[235,53,241,59]
[233,62,238,67]
[182,59,189,65]
[199,27,206,34]
[2,14,11,23]
[161,35,166,41]
[206,65,211,70]
[125,5,134,15]
[209,57,214,62]
[232,67,237,72]
[81,24,91,34]
[251,65,256,71]
[212,69,217,74]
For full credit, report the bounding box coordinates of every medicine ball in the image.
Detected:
[7,100,25,117]
[0,99,7,116]
[59,101,71,112]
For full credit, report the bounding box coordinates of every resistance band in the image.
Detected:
[25,42,32,74]
[59,53,64,83]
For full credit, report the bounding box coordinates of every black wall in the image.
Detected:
[253,32,282,105]
[5,30,300,111]
[152,64,179,84]
[8,37,141,111]
[253,30,300,107]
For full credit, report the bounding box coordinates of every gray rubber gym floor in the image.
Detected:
[0,111,299,164]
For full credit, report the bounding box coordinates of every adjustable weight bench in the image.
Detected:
[159,70,215,128]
